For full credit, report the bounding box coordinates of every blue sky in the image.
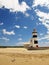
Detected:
[0,0,49,46]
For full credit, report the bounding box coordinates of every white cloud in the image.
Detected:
[38,37,45,41]
[39,41,49,47]
[3,29,15,35]
[23,26,28,29]
[35,9,49,19]
[35,9,49,31]
[33,0,49,9]
[0,0,30,13]
[25,13,30,17]
[38,34,49,41]
[0,37,9,41]
[47,31,49,34]
[18,38,22,41]
[15,25,20,28]
[16,42,25,46]
[36,22,42,26]
[0,22,3,25]
[15,25,28,29]
[16,41,29,46]
[0,2,3,8]
[32,0,49,31]
[31,16,34,20]
[40,33,43,36]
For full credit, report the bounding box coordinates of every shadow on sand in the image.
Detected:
[27,47,49,50]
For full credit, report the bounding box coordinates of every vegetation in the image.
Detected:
[0,46,24,48]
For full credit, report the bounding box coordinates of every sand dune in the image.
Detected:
[0,48,49,65]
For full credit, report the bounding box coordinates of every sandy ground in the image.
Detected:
[0,48,49,65]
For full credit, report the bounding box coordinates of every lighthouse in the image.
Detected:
[30,29,38,47]
[24,29,38,49]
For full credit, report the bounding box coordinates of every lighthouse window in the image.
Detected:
[33,35,37,37]
[34,40,38,44]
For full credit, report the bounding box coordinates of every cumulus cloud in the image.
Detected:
[0,22,3,25]
[25,13,30,17]
[35,9,49,31]
[0,1,3,8]
[36,22,42,26]
[32,0,49,31]
[15,25,20,28]
[33,0,49,9]
[0,0,30,13]
[0,37,9,41]
[35,9,49,19]
[23,26,28,29]
[15,25,28,29]
[40,33,43,36]
[18,38,22,41]
[3,29,15,35]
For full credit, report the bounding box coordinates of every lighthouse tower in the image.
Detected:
[30,29,38,47]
